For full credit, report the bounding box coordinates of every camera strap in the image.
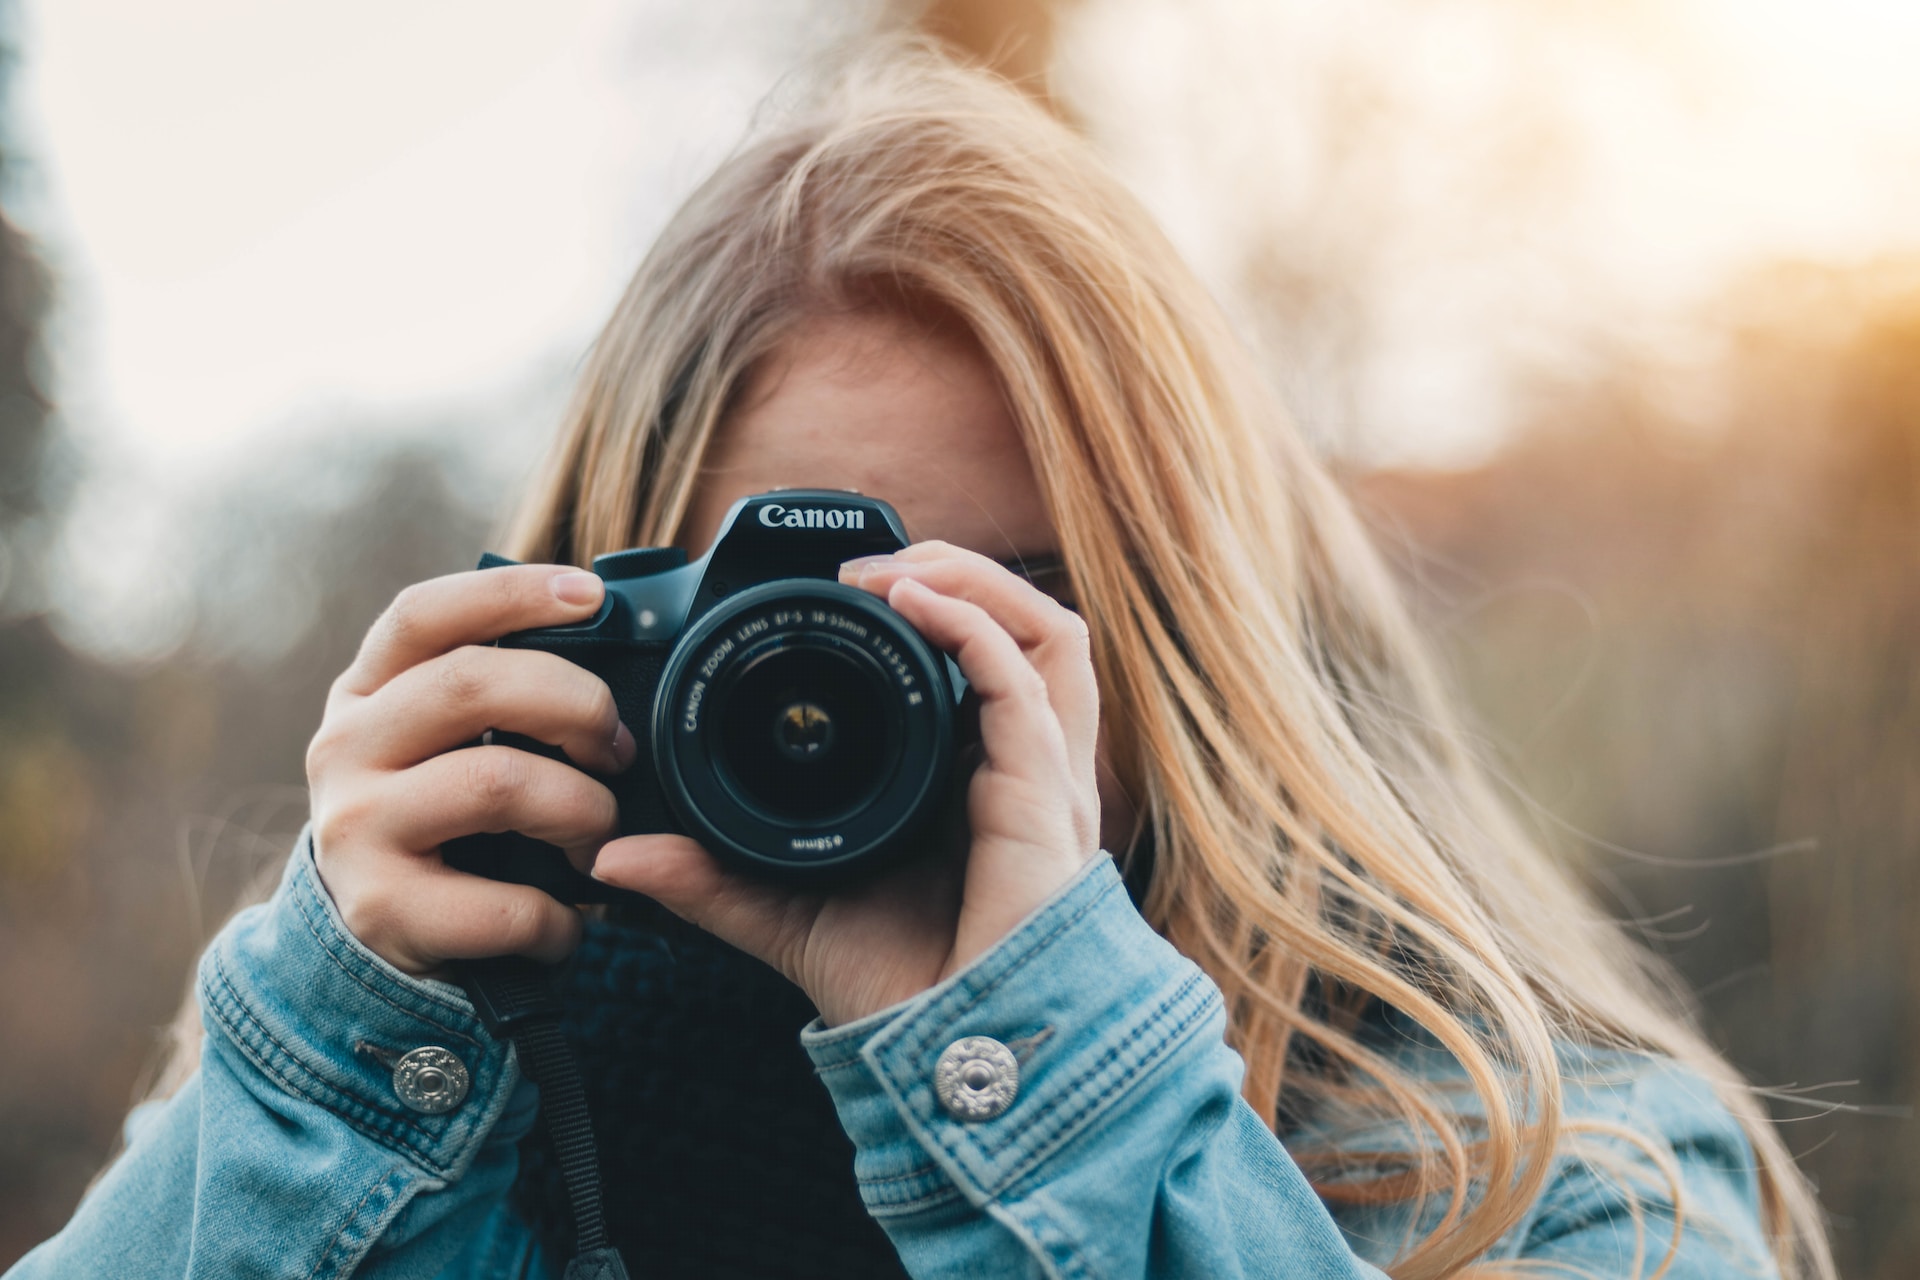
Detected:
[458,955,632,1280]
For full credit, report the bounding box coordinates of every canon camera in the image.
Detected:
[442,490,968,901]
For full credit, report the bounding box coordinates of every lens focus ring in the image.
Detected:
[651,579,956,877]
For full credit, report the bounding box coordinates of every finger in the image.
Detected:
[341,564,606,697]
[842,542,1065,650]
[883,577,1074,790]
[590,834,815,970]
[360,863,585,970]
[359,645,633,772]
[841,545,1098,768]
[379,746,622,871]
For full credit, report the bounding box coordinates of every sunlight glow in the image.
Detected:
[13,0,1920,471]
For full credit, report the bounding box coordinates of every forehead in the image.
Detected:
[678,311,1054,557]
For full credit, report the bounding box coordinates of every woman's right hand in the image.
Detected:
[304,565,635,979]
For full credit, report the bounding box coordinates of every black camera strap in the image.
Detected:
[458,956,631,1280]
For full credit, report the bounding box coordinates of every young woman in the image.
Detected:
[12,43,1832,1280]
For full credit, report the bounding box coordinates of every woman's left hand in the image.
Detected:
[588,540,1102,1027]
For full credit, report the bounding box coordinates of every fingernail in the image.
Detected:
[612,721,637,768]
[838,553,895,580]
[588,847,631,883]
[588,846,617,882]
[553,571,603,606]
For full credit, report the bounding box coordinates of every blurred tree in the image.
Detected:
[0,1,54,616]
[0,429,502,1261]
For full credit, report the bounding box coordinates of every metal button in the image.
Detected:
[391,1046,470,1114]
[934,1036,1019,1122]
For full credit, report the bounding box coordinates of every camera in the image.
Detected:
[442,490,969,902]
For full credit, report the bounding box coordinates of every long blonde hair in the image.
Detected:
[503,42,1831,1280]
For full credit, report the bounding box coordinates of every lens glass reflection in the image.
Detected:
[715,641,891,823]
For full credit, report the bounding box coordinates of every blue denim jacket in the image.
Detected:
[9,834,1780,1278]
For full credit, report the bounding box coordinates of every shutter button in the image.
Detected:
[934,1036,1019,1121]
[391,1046,470,1114]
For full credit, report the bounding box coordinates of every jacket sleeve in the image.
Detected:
[5,831,545,1280]
[801,854,1787,1280]
[1505,1056,1785,1279]
[799,854,1394,1280]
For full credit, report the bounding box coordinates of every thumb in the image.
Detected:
[590,834,814,971]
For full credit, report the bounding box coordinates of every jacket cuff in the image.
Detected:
[197,828,522,1181]
[801,854,1225,1217]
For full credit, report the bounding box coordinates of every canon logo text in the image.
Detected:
[757,504,865,530]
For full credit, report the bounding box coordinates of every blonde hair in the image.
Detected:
[503,42,1831,1280]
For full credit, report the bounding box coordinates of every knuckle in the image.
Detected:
[483,564,528,618]
[306,712,370,788]
[311,797,356,857]
[383,583,432,647]
[431,646,489,709]
[304,725,338,784]
[588,783,621,836]
[492,892,549,952]
[312,785,395,865]
[338,881,400,953]
[576,676,620,739]
[465,748,528,821]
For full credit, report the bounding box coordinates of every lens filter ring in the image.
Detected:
[651,580,955,877]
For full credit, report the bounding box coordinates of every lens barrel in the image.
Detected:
[651,580,955,876]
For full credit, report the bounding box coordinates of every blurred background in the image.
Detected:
[0,0,1913,1273]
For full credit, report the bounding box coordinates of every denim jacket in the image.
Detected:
[9,833,1780,1278]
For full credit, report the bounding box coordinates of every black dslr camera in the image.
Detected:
[443,490,969,902]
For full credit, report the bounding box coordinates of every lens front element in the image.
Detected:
[715,640,891,824]
[652,580,955,876]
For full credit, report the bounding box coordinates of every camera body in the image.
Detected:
[442,490,967,903]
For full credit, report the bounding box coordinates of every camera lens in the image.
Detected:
[713,641,893,824]
[652,579,959,877]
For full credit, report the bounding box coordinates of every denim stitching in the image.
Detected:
[986,1198,1076,1280]
[860,1178,954,1209]
[203,951,352,1118]
[288,866,486,1046]
[984,976,1217,1185]
[923,972,1219,1196]
[865,1183,966,1217]
[1024,1201,1089,1280]
[977,972,1213,1162]
[887,871,1120,1066]
[205,954,426,1157]
[204,947,463,1175]
[857,1161,948,1188]
[291,836,478,1024]
[309,1165,405,1280]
